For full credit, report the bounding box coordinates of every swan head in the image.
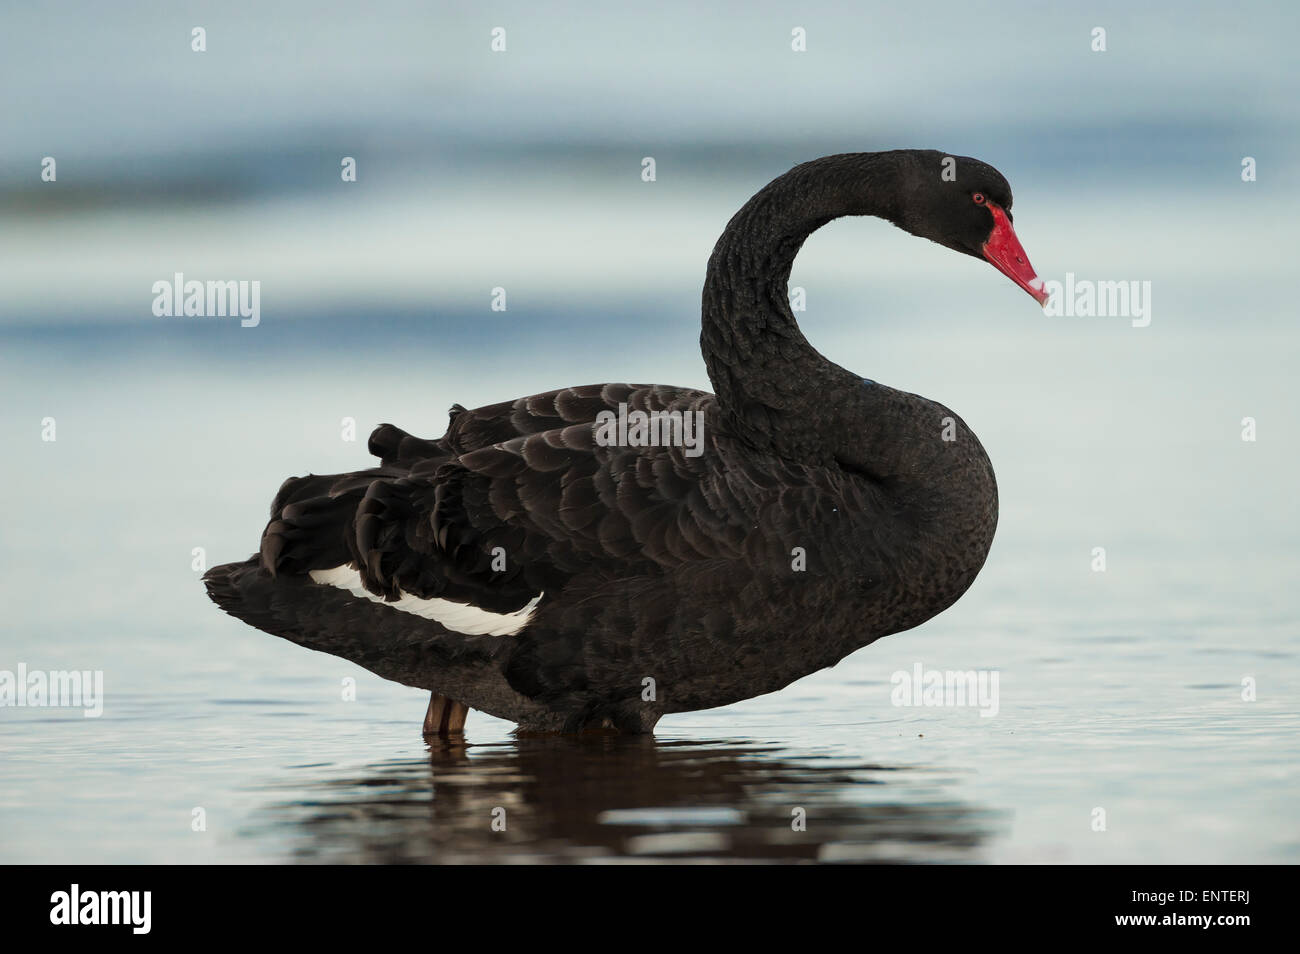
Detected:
[893,151,1049,307]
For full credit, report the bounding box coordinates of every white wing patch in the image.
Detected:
[309,565,541,636]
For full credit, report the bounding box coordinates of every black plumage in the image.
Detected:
[205,150,1043,733]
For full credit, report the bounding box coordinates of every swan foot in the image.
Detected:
[422,693,469,737]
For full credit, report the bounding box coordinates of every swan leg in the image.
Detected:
[422,693,470,737]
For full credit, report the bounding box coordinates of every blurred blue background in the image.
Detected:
[1,1,1297,863]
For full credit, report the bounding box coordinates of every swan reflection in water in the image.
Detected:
[248,736,1002,863]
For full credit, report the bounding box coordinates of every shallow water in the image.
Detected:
[2,318,1296,864]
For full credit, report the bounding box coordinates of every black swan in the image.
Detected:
[204,149,1048,735]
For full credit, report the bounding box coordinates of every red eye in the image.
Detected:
[972,192,986,205]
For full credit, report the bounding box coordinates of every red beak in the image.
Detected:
[982,204,1049,306]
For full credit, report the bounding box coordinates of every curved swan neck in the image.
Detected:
[700,153,908,452]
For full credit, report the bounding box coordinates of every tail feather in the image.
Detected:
[202,558,555,727]
[369,422,451,465]
[260,470,388,577]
